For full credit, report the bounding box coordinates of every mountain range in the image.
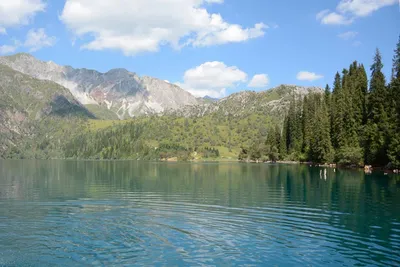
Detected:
[0,64,94,154]
[0,53,323,121]
[0,53,200,119]
[0,53,323,158]
[168,85,322,119]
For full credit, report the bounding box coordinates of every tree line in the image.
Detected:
[242,36,400,168]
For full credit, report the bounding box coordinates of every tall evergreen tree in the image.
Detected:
[356,64,368,127]
[272,38,399,167]
[302,95,312,156]
[332,72,346,149]
[281,116,288,157]
[392,35,400,82]
[365,49,390,165]
[388,36,400,168]
[342,67,359,146]
[324,84,331,106]
[286,98,303,155]
[309,94,333,163]
[324,84,333,138]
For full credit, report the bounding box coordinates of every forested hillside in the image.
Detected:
[243,37,400,168]
[4,83,318,160]
[2,37,399,168]
[60,85,322,161]
[63,114,274,160]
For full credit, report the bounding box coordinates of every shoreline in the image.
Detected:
[2,157,399,173]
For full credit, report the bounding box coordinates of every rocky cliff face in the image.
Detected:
[0,53,200,119]
[167,84,323,119]
[0,64,94,155]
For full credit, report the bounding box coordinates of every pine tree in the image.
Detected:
[342,67,359,146]
[356,63,368,127]
[324,84,331,107]
[280,118,288,158]
[324,84,333,140]
[332,72,346,149]
[365,49,390,165]
[294,98,304,153]
[388,36,400,168]
[392,35,400,82]
[265,125,283,161]
[286,99,297,154]
[309,94,333,163]
[302,95,312,156]
[284,98,304,158]
[391,36,400,125]
[266,126,277,148]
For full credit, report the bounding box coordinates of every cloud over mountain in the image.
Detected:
[177,61,248,98]
[60,0,267,55]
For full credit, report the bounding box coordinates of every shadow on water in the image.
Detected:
[0,160,399,266]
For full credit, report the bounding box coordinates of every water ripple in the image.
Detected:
[1,161,400,266]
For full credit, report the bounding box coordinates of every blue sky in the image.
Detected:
[0,0,399,98]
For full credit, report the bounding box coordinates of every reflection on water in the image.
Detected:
[0,160,399,266]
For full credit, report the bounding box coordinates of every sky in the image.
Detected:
[0,0,399,98]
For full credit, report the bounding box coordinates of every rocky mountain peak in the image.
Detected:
[0,53,200,119]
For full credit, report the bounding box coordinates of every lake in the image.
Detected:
[0,160,399,266]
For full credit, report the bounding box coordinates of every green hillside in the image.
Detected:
[64,113,274,160]
[0,64,94,158]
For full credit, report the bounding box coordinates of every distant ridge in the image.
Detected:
[0,53,200,119]
[168,84,323,118]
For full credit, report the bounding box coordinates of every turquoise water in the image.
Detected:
[0,160,399,266]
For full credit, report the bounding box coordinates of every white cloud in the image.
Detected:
[317,0,397,25]
[338,31,358,40]
[0,28,56,54]
[176,61,247,98]
[318,12,353,25]
[337,0,397,17]
[316,10,330,21]
[0,45,18,55]
[0,0,45,29]
[0,27,6,35]
[24,28,57,52]
[296,71,324,82]
[0,39,21,55]
[60,0,267,55]
[248,74,270,88]
[190,21,267,47]
[205,0,224,3]
[177,84,227,98]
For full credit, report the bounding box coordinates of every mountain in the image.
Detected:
[168,84,323,119]
[0,64,93,156]
[0,54,323,160]
[0,53,200,119]
[63,84,323,161]
[202,95,219,103]
[61,84,323,161]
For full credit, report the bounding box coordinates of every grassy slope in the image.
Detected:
[74,113,273,160]
[88,119,130,131]
[85,104,120,120]
[68,86,307,160]
[3,81,318,160]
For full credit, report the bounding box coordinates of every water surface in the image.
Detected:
[0,160,399,266]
